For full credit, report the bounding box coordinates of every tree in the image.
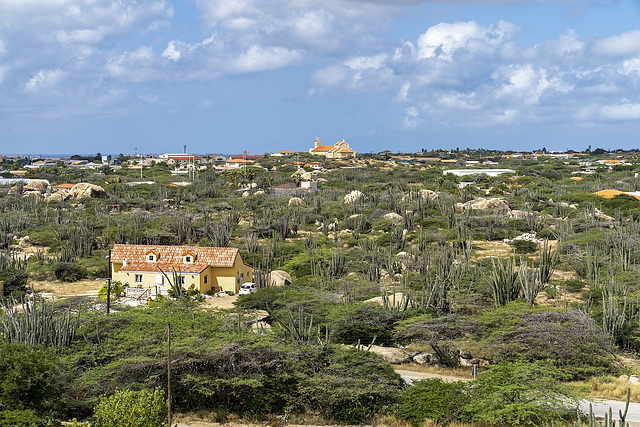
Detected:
[465,360,582,426]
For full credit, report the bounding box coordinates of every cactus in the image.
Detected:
[0,295,80,349]
[538,239,558,285]
[487,255,519,307]
[518,259,540,306]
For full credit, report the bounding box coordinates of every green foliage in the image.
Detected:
[0,410,51,427]
[394,378,468,426]
[0,343,64,416]
[92,387,167,427]
[510,239,538,253]
[330,303,401,346]
[53,262,88,282]
[97,280,129,299]
[465,360,581,426]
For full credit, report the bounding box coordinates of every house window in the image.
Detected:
[185,256,192,263]
[238,272,244,284]
[135,274,143,283]
[179,276,185,285]
[204,275,209,285]
[148,255,154,261]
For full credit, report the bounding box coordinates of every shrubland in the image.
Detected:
[2,150,640,425]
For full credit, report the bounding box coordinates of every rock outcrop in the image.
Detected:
[68,183,108,199]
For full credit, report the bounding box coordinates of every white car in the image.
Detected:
[238,282,257,295]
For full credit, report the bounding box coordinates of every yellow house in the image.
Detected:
[110,244,253,294]
[309,138,356,159]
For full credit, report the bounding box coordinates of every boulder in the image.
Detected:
[366,345,414,364]
[383,212,403,221]
[68,183,108,199]
[413,352,433,365]
[24,179,49,193]
[317,178,327,184]
[343,190,366,205]
[45,191,68,203]
[300,172,313,181]
[459,197,511,213]
[291,168,306,177]
[254,190,265,196]
[420,189,439,201]
[265,270,292,287]
[18,235,30,247]
[8,185,21,196]
[288,197,304,206]
[22,190,43,198]
[242,191,250,197]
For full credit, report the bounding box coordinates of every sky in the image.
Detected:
[1,0,640,156]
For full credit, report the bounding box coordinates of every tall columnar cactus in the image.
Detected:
[538,239,558,285]
[518,259,540,306]
[0,295,80,349]
[487,255,519,307]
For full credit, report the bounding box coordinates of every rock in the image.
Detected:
[291,168,306,177]
[242,191,250,197]
[630,375,640,384]
[254,190,265,196]
[68,183,108,199]
[24,179,49,193]
[420,189,439,201]
[251,321,272,333]
[413,352,433,365]
[301,172,313,181]
[459,357,474,367]
[507,210,526,219]
[18,236,30,247]
[288,197,304,206]
[45,191,67,203]
[460,197,511,213]
[383,212,403,220]
[366,345,414,364]
[265,270,292,287]
[317,178,327,184]
[8,186,21,196]
[343,190,366,205]
[22,190,43,198]
[459,350,472,359]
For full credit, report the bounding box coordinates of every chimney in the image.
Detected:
[315,138,321,149]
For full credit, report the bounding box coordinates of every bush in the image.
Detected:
[394,379,468,425]
[0,410,50,427]
[93,387,167,427]
[510,239,538,253]
[0,343,64,416]
[53,262,88,282]
[0,267,28,297]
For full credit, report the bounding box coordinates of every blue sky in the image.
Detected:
[1,0,640,156]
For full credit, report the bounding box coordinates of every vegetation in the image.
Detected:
[2,149,640,425]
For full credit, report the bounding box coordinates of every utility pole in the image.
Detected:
[167,323,172,426]
[106,249,112,315]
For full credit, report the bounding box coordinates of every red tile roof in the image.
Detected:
[111,244,242,274]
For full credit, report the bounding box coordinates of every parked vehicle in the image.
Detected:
[238,282,257,295]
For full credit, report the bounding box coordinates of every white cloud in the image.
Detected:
[198,100,214,109]
[402,106,422,129]
[162,41,182,62]
[416,20,518,60]
[24,68,65,93]
[228,45,303,73]
[600,103,640,121]
[592,30,640,57]
[622,57,640,75]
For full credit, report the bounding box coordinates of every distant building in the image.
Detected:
[309,138,356,159]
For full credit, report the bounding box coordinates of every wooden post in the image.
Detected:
[167,323,172,426]
[107,249,112,314]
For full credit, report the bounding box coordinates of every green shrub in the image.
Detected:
[0,410,49,427]
[510,239,538,253]
[53,262,88,282]
[93,387,167,427]
[0,266,28,297]
[394,378,468,425]
[0,343,64,416]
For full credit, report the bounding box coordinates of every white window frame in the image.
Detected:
[204,275,209,285]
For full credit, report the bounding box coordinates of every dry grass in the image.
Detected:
[32,279,104,298]
[577,376,640,402]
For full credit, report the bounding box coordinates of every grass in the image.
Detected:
[576,376,640,402]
